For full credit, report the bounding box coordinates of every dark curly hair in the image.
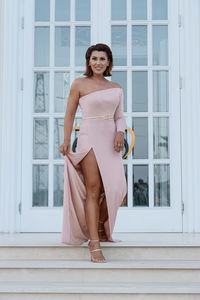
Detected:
[83,43,113,77]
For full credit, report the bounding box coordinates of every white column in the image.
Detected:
[180,0,200,232]
[0,1,4,180]
[0,0,24,232]
[91,0,111,44]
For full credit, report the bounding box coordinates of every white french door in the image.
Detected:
[111,0,182,232]
[21,0,182,232]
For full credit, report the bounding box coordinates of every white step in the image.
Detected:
[2,244,200,260]
[0,282,200,299]
[1,233,200,261]
[1,234,200,298]
[1,259,200,283]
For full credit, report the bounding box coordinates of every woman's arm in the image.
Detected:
[59,79,80,156]
[63,79,80,143]
[114,88,126,134]
[113,88,126,152]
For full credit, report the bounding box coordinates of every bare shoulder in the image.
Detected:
[67,78,82,103]
[71,77,83,90]
[109,81,122,89]
[69,77,85,98]
[71,77,89,94]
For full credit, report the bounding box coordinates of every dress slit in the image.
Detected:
[81,147,111,239]
[61,145,112,245]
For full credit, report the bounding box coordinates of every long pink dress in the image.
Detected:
[61,87,127,245]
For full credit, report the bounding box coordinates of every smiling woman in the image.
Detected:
[83,44,113,78]
[60,43,127,263]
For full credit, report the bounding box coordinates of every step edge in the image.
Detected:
[0,282,200,294]
[1,259,200,269]
[1,245,200,248]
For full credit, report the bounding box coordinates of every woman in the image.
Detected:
[59,43,127,263]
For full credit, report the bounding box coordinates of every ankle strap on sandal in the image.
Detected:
[90,248,102,252]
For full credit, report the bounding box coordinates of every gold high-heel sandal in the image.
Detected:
[88,239,106,263]
[98,220,108,242]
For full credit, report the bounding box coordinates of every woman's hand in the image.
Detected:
[114,131,124,152]
[59,140,70,156]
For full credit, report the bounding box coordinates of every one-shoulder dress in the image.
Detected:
[61,87,127,245]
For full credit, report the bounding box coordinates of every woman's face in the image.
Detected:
[89,51,109,76]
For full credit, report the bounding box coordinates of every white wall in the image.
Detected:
[180,0,200,232]
[0,0,4,215]
[0,0,23,232]
[0,0,5,232]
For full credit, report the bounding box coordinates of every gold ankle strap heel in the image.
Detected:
[88,239,106,263]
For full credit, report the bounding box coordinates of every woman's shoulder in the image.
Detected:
[72,77,122,91]
[72,77,88,90]
[109,81,121,89]
[101,79,121,89]
[70,77,85,95]
[72,77,85,86]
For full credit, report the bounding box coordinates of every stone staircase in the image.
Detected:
[0,233,200,299]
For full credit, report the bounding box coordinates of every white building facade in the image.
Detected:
[0,0,200,234]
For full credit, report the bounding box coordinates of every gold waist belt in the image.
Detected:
[83,115,114,120]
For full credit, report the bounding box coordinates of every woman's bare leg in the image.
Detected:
[80,148,106,262]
